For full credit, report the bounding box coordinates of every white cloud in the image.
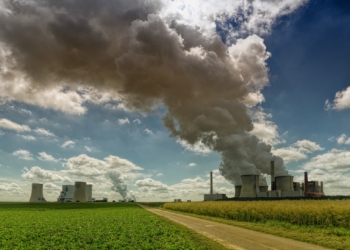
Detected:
[133,119,141,124]
[61,140,75,148]
[177,139,212,154]
[34,128,55,137]
[0,118,30,132]
[118,118,130,125]
[156,173,163,177]
[303,149,350,171]
[273,140,324,164]
[13,149,33,160]
[188,163,197,167]
[144,128,153,135]
[22,166,71,182]
[18,135,36,141]
[84,146,99,152]
[249,108,284,146]
[135,178,171,192]
[38,152,57,162]
[0,182,25,196]
[336,134,350,145]
[325,86,350,110]
[64,154,143,177]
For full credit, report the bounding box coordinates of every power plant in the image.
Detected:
[204,161,325,201]
[29,183,46,202]
[57,182,94,202]
[204,171,228,201]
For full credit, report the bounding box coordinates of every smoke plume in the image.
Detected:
[0,0,305,185]
[107,171,136,201]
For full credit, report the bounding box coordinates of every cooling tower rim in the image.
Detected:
[275,175,293,178]
[74,181,87,184]
[32,183,43,185]
[240,174,259,177]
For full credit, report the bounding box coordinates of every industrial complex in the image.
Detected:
[28,181,94,202]
[204,161,325,201]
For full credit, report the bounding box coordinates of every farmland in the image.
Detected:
[164,200,350,250]
[0,202,225,250]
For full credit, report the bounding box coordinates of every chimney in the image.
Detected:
[321,181,324,194]
[210,171,213,195]
[304,172,309,195]
[271,161,275,191]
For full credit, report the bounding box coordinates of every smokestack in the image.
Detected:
[304,172,309,195]
[73,182,88,202]
[270,161,275,191]
[210,171,213,195]
[321,181,324,194]
[29,183,45,202]
[240,175,259,198]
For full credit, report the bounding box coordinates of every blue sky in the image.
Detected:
[0,0,350,201]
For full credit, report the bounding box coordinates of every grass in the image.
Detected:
[163,200,350,250]
[0,202,227,250]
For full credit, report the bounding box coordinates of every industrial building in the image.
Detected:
[234,161,324,198]
[57,182,93,202]
[29,183,46,202]
[204,171,228,201]
[204,161,325,200]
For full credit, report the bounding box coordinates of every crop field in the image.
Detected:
[164,200,350,249]
[0,202,225,250]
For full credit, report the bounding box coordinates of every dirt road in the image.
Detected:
[140,205,332,250]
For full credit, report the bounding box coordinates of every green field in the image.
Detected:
[164,200,350,250]
[0,203,225,250]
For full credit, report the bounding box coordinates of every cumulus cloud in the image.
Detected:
[133,119,141,124]
[303,149,350,171]
[22,166,71,182]
[61,140,75,148]
[188,163,197,167]
[84,146,99,152]
[273,140,324,164]
[325,86,350,110]
[38,152,57,162]
[18,135,36,141]
[136,178,171,192]
[144,128,153,135]
[34,128,55,137]
[177,139,212,154]
[64,154,143,177]
[0,182,24,196]
[0,118,30,132]
[13,149,33,160]
[336,134,350,145]
[118,118,130,125]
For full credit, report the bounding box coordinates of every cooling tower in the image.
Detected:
[86,184,92,202]
[29,183,46,202]
[234,185,242,198]
[259,186,268,192]
[240,175,259,198]
[72,182,87,202]
[275,176,294,191]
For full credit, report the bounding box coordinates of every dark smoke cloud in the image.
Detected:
[0,0,289,185]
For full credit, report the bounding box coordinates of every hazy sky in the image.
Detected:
[0,0,349,201]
